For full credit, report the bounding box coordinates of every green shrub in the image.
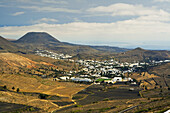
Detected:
[157,108,170,113]
[70,110,82,113]
[103,98,109,101]
[99,107,111,112]
[39,94,48,99]
[17,88,20,92]
[72,95,83,100]
[12,86,15,90]
[135,109,149,113]
[75,104,83,107]
[3,85,7,89]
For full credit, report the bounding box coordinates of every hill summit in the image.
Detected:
[15,32,61,44]
[133,47,145,51]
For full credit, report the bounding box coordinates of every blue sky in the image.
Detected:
[0,0,170,50]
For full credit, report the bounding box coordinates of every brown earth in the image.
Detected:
[0,52,89,112]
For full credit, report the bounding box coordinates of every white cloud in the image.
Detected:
[11,11,25,16]
[41,0,67,4]
[154,0,170,2]
[1,2,170,49]
[0,19,170,44]
[87,3,170,23]
[19,6,81,13]
[87,3,161,16]
[14,0,39,4]
[32,18,58,24]
[73,18,83,22]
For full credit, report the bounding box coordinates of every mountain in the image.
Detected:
[14,32,66,53]
[15,32,61,44]
[13,32,128,55]
[114,47,170,62]
[4,32,170,61]
[0,36,20,53]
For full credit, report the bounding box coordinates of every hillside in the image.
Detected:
[0,52,81,75]
[0,53,88,112]
[13,32,101,55]
[149,63,170,75]
[149,62,170,89]
[5,32,170,61]
[90,46,129,53]
[0,36,20,53]
[13,32,128,55]
[114,47,170,62]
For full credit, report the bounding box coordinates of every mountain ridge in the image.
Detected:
[0,36,20,53]
[3,32,170,62]
[13,32,128,54]
[114,47,170,62]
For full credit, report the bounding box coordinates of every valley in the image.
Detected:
[0,32,170,112]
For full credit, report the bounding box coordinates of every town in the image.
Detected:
[35,49,170,85]
[35,49,72,59]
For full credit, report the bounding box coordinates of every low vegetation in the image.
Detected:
[0,37,170,112]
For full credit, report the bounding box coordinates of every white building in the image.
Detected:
[59,76,70,80]
[112,77,123,82]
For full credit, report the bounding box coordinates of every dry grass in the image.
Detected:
[0,91,57,112]
[125,72,160,90]
[0,74,88,97]
[0,52,88,112]
[150,63,170,75]
[0,53,37,68]
[20,54,81,72]
[0,74,89,112]
[57,98,153,113]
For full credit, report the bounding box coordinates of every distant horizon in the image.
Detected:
[3,33,170,51]
[1,0,170,50]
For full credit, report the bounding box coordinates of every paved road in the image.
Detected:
[53,105,75,113]
[118,105,139,113]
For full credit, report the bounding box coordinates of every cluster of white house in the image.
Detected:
[58,76,136,85]
[35,50,72,59]
[35,50,170,85]
[75,59,170,75]
[59,76,93,82]
[75,59,137,75]
[56,59,170,85]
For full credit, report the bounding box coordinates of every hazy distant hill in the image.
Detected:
[11,32,170,61]
[115,47,170,62]
[13,32,128,55]
[0,36,20,53]
[90,46,129,53]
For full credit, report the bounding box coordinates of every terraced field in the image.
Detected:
[0,102,40,113]
[76,85,140,105]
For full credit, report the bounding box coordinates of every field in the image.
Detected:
[0,102,40,113]
[53,84,141,113]
[76,85,140,105]
[20,53,81,72]
[0,52,91,112]
[53,71,170,113]
[0,74,89,112]
[0,52,170,112]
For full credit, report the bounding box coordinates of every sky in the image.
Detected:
[0,0,170,50]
